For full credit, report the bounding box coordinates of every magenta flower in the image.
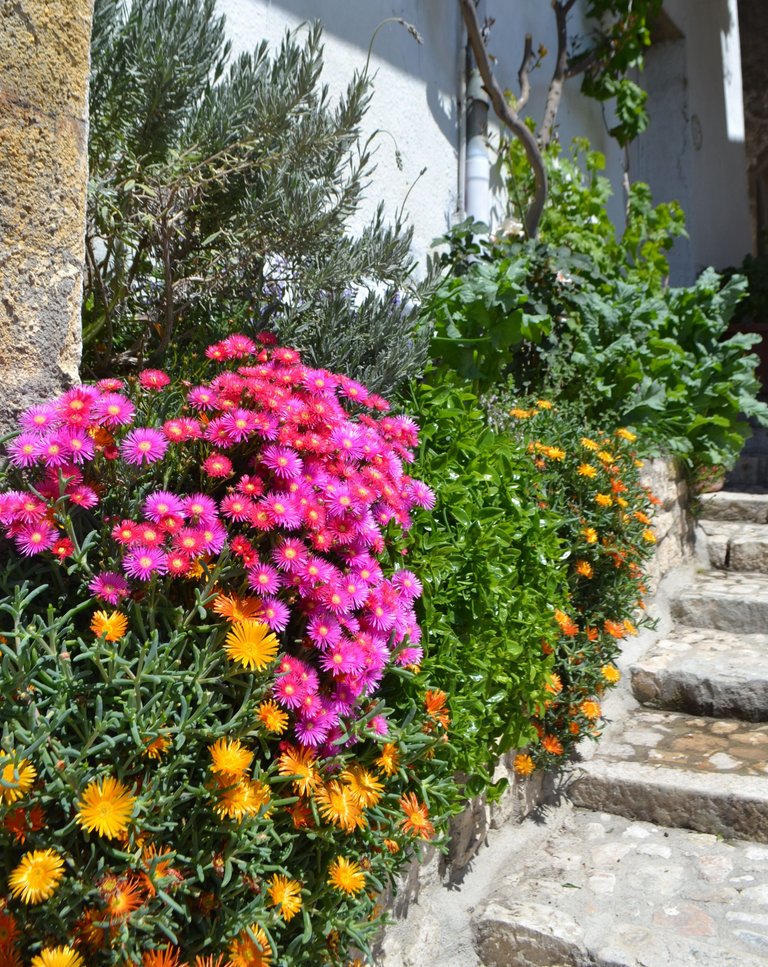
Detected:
[260,597,290,632]
[202,453,233,478]
[294,716,330,747]
[272,538,307,573]
[392,569,423,600]
[34,432,70,468]
[273,674,305,709]
[19,402,60,434]
[184,493,218,525]
[14,522,58,556]
[219,494,254,522]
[121,428,169,465]
[247,563,283,596]
[143,491,184,523]
[6,433,42,468]
[89,570,129,605]
[307,613,342,649]
[93,393,135,427]
[63,428,95,464]
[122,545,168,581]
[138,368,170,390]
[261,493,302,530]
[67,484,99,509]
[261,445,303,480]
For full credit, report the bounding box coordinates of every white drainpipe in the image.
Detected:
[464,3,490,228]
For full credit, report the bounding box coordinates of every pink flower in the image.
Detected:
[62,428,95,464]
[272,538,307,573]
[202,453,233,478]
[219,494,254,522]
[165,551,192,576]
[187,386,217,410]
[260,597,290,632]
[112,520,139,545]
[222,333,257,358]
[14,522,58,556]
[143,491,184,522]
[89,570,129,604]
[95,377,125,392]
[184,494,218,525]
[7,433,42,468]
[92,393,135,428]
[121,428,169,465]
[392,569,423,600]
[138,369,170,390]
[67,484,99,509]
[19,403,60,434]
[261,445,303,480]
[56,387,97,426]
[34,431,70,468]
[221,409,257,444]
[247,563,283,596]
[173,527,207,555]
[122,545,168,581]
[260,493,302,529]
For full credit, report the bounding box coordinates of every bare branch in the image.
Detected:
[517,33,535,113]
[539,0,571,148]
[458,0,547,237]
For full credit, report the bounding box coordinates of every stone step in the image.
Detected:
[567,709,768,842]
[696,519,768,571]
[473,806,768,967]
[669,570,768,632]
[631,627,768,721]
[697,490,768,523]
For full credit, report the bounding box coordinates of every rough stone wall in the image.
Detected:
[0,0,93,433]
[640,457,695,588]
[738,0,768,247]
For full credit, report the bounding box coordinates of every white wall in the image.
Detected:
[218,0,751,280]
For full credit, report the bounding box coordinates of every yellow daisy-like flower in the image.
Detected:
[542,446,565,461]
[509,408,531,419]
[267,873,303,922]
[223,621,279,671]
[513,753,535,777]
[595,493,613,508]
[581,527,598,544]
[209,737,253,779]
[277,745,318,796]
[580,699,602,720]
[575,560,593,579]
[90,610,129,642]
[31,946,84,967]
[340,766,384,808]
[327,856,366,895]
[615,428,637,442]
[596,450,614,464]
[214,778,271,823]
[228,923,272,966]
[581,437,599,451]
[257,700,289,734]
[536,399,553,410]
[9,849,64,904]
[0,752,36,805]
[76,776,136,839]
[375,742,400,777]
[601,664,621,683]
[643,528,656,544]
[623,618,639,636]
[142,735,171,760]
[315,780,366,832]
[577,463,597,478]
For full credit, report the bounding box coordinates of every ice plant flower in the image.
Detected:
[399,792,435,839]
[223,621,279,671]
[267,873,303,922]
[0,753,36,805]
[90,610,129,642]
[8,849,65,904]
[228,924,272,966]
[327,856,366,895]
[120,428,168,465]
[76,776,136,838]
[30,947,85,967]
[209,738,253,779]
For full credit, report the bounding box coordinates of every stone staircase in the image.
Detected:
[379,492,768,967]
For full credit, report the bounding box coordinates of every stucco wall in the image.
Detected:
[0,0,92,432]
[221,0,751,281]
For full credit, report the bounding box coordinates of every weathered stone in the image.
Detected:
[696,492,768,524]
[0,0,93,432]
[630,628,768,721]
[670,571,768,632]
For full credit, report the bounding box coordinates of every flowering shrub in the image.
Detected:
[486,399,657,773]
[0,336,457,964]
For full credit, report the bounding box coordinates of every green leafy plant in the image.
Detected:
[85,0,428,396]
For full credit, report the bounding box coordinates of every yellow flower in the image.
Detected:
[76,776,136,839]
[31,947,84,967]
[580,700,602,721]
[509,408,531,419]
[577,463,597,478]
[643,528,656,543]
[536,399,553,409]
[228,924,272,967]
[340,766,384,809]
[596,450,614,464]
[623,618,638,636]
[513,753,535,777]
[595,493,613,507]
[601,664,621,683]
[257,700,289,734]
[214,778,270,823]
[277,745,318,796]
[0,752,36,805]
[616,496,628,508]
[375,742,400,777]
[142,735,171,760]
[315,780,366,832]
[9,849,64,904]
[209,738,253,779]
[543,446,565,461]
[90,610,128,642]
[223,620,279,671]
[581,527,598,544]
[327,856,366,895]
[575,560,593,579]
[616,428,637,442]
[581,437,599,451]
[267,873,303,922]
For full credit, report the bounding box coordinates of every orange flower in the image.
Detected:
[575,560,593,579]
[228,924,272,966]
[568,721,580,735]
[142,735,171,760]
[554,609,579,637]
[580,700,602,721]
[601,664,621,683]
[399,792,435,840]
[541,735,564,756]
[142,948,182,967]
[375,743,400,777]
[595,493,613,508]
[0,910,19,947]
[90,610,128,642]
[604,619,626,639]
[105,876,145,922]
[3,804,44,845]
[277,746,318,796]
[581,527,598,544]
[513,754,535,777]
[424,690,450,729]
[212,593,262,622]
[544,673,562,695]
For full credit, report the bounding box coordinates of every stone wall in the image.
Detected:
[640,456,695,588]
[0,0,93,434]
